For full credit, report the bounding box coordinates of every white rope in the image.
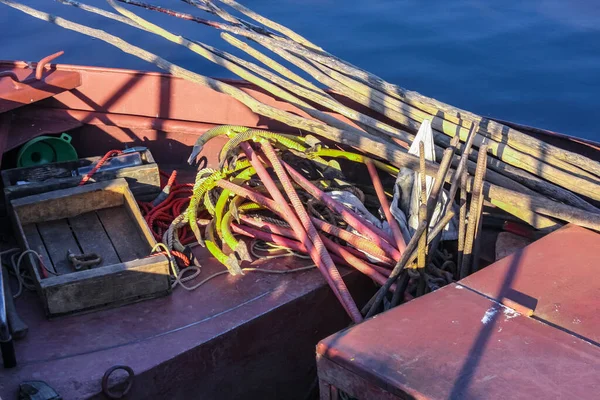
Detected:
[1,248,47,298]
[11,251,35,297]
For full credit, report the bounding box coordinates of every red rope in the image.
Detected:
[139,169,196,267]
[79,150,123,186]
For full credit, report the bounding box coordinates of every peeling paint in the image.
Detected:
[503,307,520,320]
[481,307,498,324]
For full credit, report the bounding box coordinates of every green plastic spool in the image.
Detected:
[17,133,78,167]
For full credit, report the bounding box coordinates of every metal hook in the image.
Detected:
[35,51,64,80]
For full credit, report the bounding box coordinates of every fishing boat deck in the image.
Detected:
[0,247,370,399]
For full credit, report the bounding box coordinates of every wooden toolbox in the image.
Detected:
[1,148,161,205]
[10,178,171,317]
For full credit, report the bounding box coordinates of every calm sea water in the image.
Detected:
[1,0,599,141]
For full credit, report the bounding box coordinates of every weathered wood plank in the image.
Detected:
[22,223,54,274]
[80,162,159,198]
[37,219,79,275]
[12,179,127,225]
[96,206,149,261]
[42,256,170,316]
[68,212,121,266]
[123,188,156,247]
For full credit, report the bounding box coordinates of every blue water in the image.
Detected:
[2,0,599,141]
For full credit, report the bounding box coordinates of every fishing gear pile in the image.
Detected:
[163,124,477,322]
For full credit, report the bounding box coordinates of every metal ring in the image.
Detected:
[101,365,134,399]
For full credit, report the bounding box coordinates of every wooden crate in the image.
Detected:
[10,178,171,317]
[1,149,160,205]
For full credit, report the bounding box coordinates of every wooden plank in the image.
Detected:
[92,163,160,197]
[36,219,80,275]
[22,223,54,274]
[12,179,127,225]
[40,254,169,287]
[123,188,157,247]
[96,206,149,261]
[42,256,170,316]
[68,212,121,267]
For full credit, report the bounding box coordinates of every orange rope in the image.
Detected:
[79,150,123,186]
[166,170,177,187]
[152,250,191,267]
